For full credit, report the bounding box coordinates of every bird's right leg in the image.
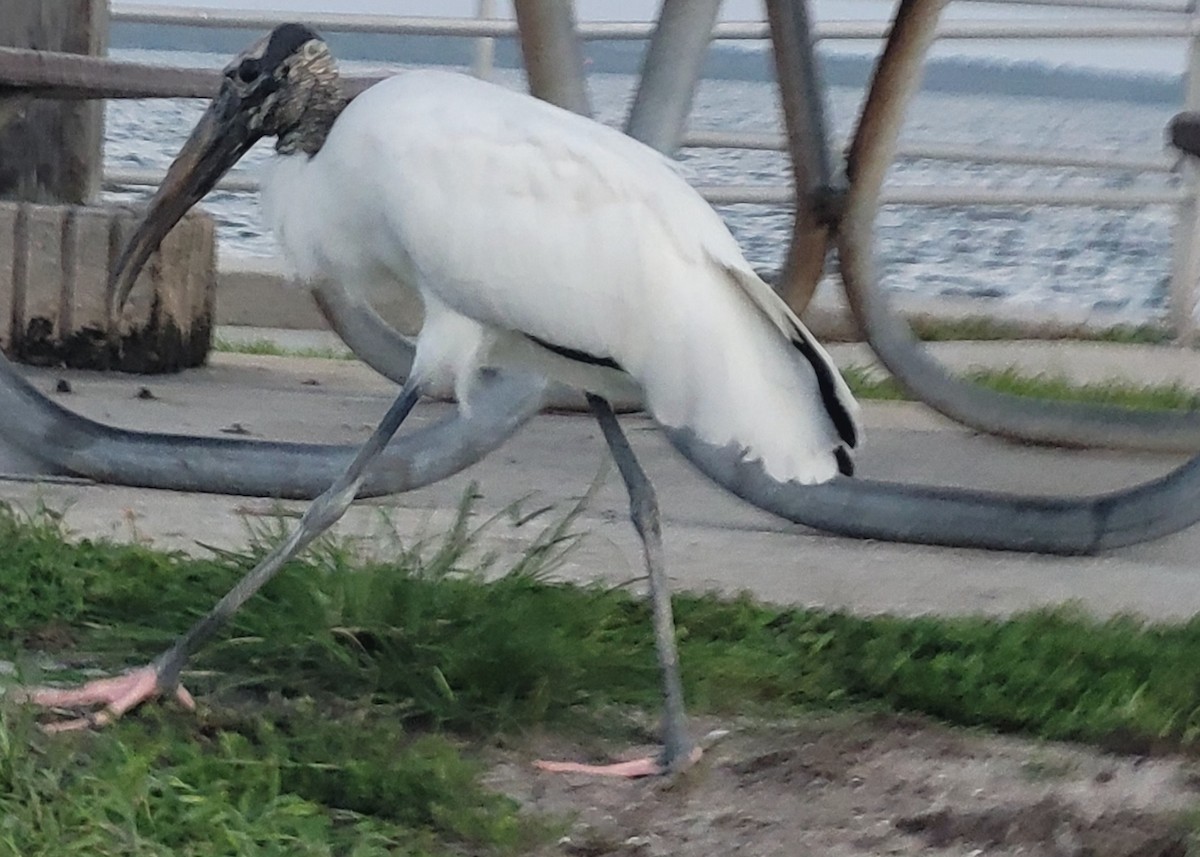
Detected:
[536,394,698,777]
[18,382,423,732]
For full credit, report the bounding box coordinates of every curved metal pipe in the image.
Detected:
[625,0,722,155]
[0,346,544,499]
[766,0,839,315]
[666,425,1200,555]
[512,0,592,114]
[725,0,1200,553]
[315,6,636,414]
[4,0,1199,558]
[310,280,414,385]
[310,280,642,412]
[0,8,600,503]
[839,0,1200,454]
[571,0,1200,555]
[7,288,1199,555]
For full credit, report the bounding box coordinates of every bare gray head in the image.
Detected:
[110,24,346,316]
[228,23,345,156]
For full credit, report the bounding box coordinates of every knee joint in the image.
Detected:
[627,483,661,539]
[306,483,358,531]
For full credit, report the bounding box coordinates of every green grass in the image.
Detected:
[907,316,1173,345]
[0,707,534,857]
[213,337,354,360]
[4,500,1200,852]
[214,333,1200,414]
[841,364,1200,412]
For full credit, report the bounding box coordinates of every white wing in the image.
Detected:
[269,70,859,484]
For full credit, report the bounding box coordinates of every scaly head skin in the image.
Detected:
[110,23,345,317]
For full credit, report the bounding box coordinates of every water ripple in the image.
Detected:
[105,49,1178,323]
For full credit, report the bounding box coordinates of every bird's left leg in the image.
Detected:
[536,394,699,778]
[18,382,423,732]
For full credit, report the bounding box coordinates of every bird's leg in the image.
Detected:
[19,382,423,732]
[536,394,698,778]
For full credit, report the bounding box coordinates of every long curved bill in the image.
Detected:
[110,86,260,318]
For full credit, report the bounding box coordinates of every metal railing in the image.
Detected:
[108,4,1197,40]
[87,3,1195,330]
[100,168,1185,208]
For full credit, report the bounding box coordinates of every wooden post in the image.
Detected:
[1170,5,1200,344]
[0,3,216,372]
[0,0,107,204]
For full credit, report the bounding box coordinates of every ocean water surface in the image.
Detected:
[104,49,1181,322]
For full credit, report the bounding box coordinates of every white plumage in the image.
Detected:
[25,31,861,769]
[264,70,859,485]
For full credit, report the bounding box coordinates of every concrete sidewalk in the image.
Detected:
[4,338,1200,621]
[217,324,1200,388]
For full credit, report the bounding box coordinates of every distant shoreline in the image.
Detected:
[111,22,1182,105]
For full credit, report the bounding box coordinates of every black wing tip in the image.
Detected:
[526,333,623,372]
[835,446,855,477]
[839,413,860,450]
[790,334,859,450]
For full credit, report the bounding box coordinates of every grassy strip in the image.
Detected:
[214,336,1200,413]
[907,316,1172,345]
[0,707,536,857]
[3,501,1200,750]
[841,365,1200,412]
[3,502,1200,852]
[213,337,354,360]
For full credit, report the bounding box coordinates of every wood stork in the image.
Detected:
[24,23,859,777]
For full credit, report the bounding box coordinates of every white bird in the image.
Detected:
[24,24,859,776]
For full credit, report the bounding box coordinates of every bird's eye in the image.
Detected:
[235,59,259,84]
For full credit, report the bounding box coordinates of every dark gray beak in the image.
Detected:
[110,86,261,317]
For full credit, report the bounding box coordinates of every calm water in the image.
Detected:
[105,50,1180,322]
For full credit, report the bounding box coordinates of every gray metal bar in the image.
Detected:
[664,0,1200,554]
[0,46,385,101]
[311,280,640,412]
[1169,5,1200,339]
[0,345,543,499]
[625,0,722,154]
[310,280,414,385]
[835,0,1200,453]
[6,0,1200,558]
[683,130,1176,172]
[305,1,610,417]
[510,0,1200,555]
[956,0,1184,11]
[472,0,497,80]
[765,0,838,314]
[0,46,219,99]
[105,6,1195,40]
[512,0,591,114]
[102,168,1185,207]
[767,0,836,195]
[665,425,1200,555]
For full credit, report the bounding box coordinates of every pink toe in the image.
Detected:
[18,664,196,731]
[39,716,97,734]
[534,756,665,778]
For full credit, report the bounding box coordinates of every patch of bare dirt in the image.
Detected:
[485,713,1199,857]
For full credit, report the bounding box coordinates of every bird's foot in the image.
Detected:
[535,732,725,778]
[13,664,195,733]
[533,749,698,778]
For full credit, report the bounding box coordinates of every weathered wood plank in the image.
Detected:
[0,201,215,372]
[17,204,69,361]
[0,46,384,101]
[0,204,17,351]
[0,0,107,203]
[65,206,114,362]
